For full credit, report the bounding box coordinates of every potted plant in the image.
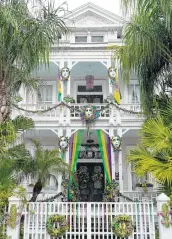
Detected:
[135,182,153,192]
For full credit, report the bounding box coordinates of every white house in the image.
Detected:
[13,2,155,201]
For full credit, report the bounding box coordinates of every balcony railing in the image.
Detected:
[12,103,142,120]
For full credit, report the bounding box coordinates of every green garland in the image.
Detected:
[112,214,134,238]
[46,214,69,237]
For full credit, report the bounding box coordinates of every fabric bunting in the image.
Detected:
[97,130,112,183]
[114,68,121,105]
[58,70,62,102]
[68,130,84,199]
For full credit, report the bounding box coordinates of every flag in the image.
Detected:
[114,68,121,104]
[58,70,62,101]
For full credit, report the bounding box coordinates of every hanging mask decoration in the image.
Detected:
[80,105,100,136]
[80,105,99,124]
[111,135,121,151]
[60,67,70,81]
[108,67,116,82]
[58,136,69,152]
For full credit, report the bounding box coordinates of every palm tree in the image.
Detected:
[16,140,69,202]
[127,99,172,185]
[0,0,68,122]
[113,0,172,114]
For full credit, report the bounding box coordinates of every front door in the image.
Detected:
[77,163,104,202]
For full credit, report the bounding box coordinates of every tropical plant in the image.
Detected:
[112,0,172,114]
[16,140,69,202]
[0,0,68,122]
[127,99,172,186]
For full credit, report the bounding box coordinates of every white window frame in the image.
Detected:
[37,81,56,104]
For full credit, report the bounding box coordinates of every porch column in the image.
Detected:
[67,60,72,96]
[117,128,124,192]
[107,60,113,94]
[66,128,72,165]
[58,128,63,195]
[109,128,115,180]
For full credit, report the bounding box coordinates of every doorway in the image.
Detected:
[77,163,104,202]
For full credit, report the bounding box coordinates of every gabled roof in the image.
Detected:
[66,2,126,28]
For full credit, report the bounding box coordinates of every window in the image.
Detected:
[78,85,102,92]
[37,85,53,103]
[91,36,104,43]
[75,36,87,43]
[129,84,140,103]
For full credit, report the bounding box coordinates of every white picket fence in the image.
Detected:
[6,194,172,239]
[22,202,155,239]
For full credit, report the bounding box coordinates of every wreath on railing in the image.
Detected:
[46,214,69,237]
[112,214,134,238]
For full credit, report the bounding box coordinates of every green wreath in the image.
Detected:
[112,214,134,238]
[46,214,69,237]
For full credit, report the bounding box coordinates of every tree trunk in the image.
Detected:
[29,181,43,202]
[0,73,10,123]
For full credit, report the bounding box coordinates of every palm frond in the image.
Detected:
[12,116,34,132]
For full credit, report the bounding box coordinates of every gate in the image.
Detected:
[23,202,156,239]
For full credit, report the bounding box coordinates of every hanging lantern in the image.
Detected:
[85,75,94,90]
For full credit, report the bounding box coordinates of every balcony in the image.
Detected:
[12,103,144,127]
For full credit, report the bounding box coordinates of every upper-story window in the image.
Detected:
[91,36,104,43]
[129,84,140,104]
[75,36,87,43]
[37,85,53,103]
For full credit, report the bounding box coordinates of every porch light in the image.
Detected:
[85,75,94,90]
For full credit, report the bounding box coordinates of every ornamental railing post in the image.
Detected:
[87,203,91,239]
[157,193,172,239]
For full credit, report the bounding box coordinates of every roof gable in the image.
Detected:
[66,2,126,27]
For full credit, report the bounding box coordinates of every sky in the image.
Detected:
[57,0,122,16]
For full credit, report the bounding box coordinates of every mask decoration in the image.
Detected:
[80,105,99,123]
[108,67,116,80]
[111,135,121,151]
[60,67,70,81]
[58,136,69,152]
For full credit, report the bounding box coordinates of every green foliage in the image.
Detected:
[0,0,68,115]
[112,0,172,114]
[7,205,17,229]
[127,100,172,185]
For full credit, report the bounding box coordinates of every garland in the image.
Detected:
[112,215,134,238]
[12,99,142,116]
[46,214,69,237]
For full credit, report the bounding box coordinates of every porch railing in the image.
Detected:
[12,103,142,119]
[22,201,156,239]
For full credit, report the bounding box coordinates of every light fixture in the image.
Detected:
[85,64,94,90]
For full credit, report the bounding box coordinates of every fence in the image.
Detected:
[6,194,172,239]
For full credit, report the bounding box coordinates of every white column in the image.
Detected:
[6,196,22,239]
[117,128,123,192]
[67,61,72,96]
[107,60,113,94]
[66,128,71,165]
[109,128,115,180]
[157,193,172,239]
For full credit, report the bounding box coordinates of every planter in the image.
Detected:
[136,183,153,193]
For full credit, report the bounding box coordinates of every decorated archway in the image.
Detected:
[62,129,113,202]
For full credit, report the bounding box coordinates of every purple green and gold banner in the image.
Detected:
[97,130,112,182]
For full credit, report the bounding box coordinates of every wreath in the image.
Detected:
[112,214,134,238]
[92,172,103,182]
[46,214,69,237]
[80,105,99,124]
